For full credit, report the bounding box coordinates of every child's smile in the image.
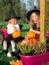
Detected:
[30,13,39,23]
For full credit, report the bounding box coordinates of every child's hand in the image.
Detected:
[29,28,40,34]
[13,26,16,29]
[13,26,16,31]
[32,29,40,34]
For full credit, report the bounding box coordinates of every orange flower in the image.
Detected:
[10,60,23,65]
[28,38,38,45]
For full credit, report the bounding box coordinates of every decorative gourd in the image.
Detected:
[26,31,36,38]
[12,31,22,38]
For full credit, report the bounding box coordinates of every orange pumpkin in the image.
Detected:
[12,31,22,38]
[26,31,36,38]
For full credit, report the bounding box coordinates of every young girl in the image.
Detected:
[3,16,24,57]
[26,9,40,41]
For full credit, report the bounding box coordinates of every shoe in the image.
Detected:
[7,52,12,57]
[11,50,20,59]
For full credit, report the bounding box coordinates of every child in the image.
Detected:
[2,9,24,57]
[26,8,40,33]
[26,8,40,41]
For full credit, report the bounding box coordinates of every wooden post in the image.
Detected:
[40,0,47,43]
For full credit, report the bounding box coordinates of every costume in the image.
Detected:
[2,5,24,58]
[3,23,24,57]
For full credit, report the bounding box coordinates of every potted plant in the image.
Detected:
[17,35,49,65]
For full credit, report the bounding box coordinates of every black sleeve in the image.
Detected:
[32,23,40,31]
[32,23,37,30]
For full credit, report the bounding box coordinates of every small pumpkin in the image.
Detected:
[26,31,36,38]
[12,31,22,38]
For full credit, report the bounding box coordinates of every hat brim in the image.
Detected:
[26,9,40,21]
[5,16,21,21]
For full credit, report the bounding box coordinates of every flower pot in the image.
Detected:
[19,52,49,65]
[1,29,8,39]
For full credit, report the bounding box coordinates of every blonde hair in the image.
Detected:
[30,12,40,29]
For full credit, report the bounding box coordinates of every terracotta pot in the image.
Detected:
[19,52,49,65]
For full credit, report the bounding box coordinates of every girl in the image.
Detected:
[26,9,40,33]
[26,8,40,41]
[2,12,24,57]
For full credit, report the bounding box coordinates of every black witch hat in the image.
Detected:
[5,2,21,21]
[26,6,40,21]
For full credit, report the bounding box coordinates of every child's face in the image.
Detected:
[30,12,39,23]
[9,18,17,24]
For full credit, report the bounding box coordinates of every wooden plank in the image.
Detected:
[40,0,47,43]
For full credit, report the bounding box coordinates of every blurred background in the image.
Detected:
[0,0,39,20]
[0,0,49,39]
